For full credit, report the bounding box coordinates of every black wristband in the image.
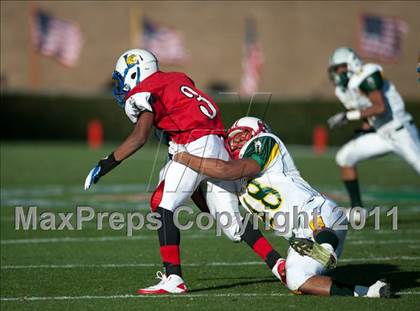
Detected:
[98,153,121,177]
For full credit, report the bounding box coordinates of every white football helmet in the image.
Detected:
[328,47,363,88]
[112,49,159,107]
[226,116,271,159]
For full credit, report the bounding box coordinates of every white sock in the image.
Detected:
[321,243,334,254]
[320,243,334,253]
[354,285,369,297]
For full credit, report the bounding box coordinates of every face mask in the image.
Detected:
[331,71,350,89]
[112,71,130,108]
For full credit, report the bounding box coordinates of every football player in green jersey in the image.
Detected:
[169,116,392,298]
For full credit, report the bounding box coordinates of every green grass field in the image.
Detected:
[1,142,419,310]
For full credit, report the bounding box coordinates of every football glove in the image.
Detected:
[84,153,121,190]
[327,112,348,129]
[168,141,188,160]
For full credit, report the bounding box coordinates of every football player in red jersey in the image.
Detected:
[84,49,286,294]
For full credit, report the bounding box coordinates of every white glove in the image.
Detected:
[168,141,188,160]
[328,110,362,129]
[327,112,348,129]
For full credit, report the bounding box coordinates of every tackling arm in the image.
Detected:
[174,152,261,181]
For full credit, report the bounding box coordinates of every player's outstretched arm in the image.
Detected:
[84,112,154,190]
[114,111,154,161]
[174,151,261,181]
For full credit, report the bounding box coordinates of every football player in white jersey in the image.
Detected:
[327,47,420,208]
[170,116,391,298]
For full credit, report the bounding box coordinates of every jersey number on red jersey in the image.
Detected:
[180,85,217,119]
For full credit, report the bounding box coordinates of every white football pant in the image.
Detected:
[152,134,242,242]
[336,120,420,174]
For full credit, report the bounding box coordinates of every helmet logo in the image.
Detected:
[255,140,262,153]
[126,54,139,66]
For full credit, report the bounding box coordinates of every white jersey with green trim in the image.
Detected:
[237,133,321,238]
[335,63,411,130]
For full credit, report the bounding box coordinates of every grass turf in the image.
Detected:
[1,142,419,310]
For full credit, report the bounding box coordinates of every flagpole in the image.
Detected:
[28,0,39,90]
[129,7,142,48]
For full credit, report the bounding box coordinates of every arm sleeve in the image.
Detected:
[242,136,280,171]
[359,71,384,95]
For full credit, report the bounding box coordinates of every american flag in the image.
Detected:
[30,10,83,67]
[240,18,263,96]
[143,18,187,64]
[358,14,408,63]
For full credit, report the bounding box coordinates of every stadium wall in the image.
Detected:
[1,94,419,146]
[1,1,420,99]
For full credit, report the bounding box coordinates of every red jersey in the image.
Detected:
[126,71,225,144]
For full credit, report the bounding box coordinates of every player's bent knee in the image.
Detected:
[227,233,242,243]
[335,145,356,167]
[285,268,311,292]
[222,226,242,243]
[215,211,242,242]
[222,221,242,242]
[286,276,304,292]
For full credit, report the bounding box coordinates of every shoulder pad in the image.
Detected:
[238,133,281,159]
[349,63,383,89]
[126,92,153,112]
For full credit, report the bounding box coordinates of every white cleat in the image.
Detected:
[137,271,187,295]
[272,258,287,285]
[366,280,392,298]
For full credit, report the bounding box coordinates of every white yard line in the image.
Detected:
[0,291,418,301]
[0,234,213,244]
[1,235,419,245]
[0,293,289,301]
[2,256,420,270]
[408,245,420,249]
[339,256,420,263]
[347,239,420,245]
